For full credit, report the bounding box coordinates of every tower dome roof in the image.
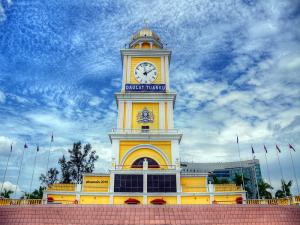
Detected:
[131,28,160,41]
[129,27,163,49]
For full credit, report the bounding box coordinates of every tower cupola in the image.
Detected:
[129,27,163,49]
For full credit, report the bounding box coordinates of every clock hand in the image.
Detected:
[146,68,155,74]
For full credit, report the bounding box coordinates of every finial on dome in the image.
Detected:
[129,24,163,49]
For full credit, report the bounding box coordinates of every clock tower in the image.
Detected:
[44,27,246,205]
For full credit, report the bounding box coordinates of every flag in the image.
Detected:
[37,145,39,152]
[289,144,296,152]
[51,133,54,142]
[251,145,255,154]
[24,143,28,148]
[276,145,281,153]
[237,136,239,143]
[264,145,267,153]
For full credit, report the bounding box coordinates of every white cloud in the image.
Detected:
[0,90,5,103]
[88,96,103,106]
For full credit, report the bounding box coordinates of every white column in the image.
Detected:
[161,56,165,84]
[112,139,120,165]
[159,101,165,130]
[109,172,115,192]
[143,195,147,205]
[143,173,147,194]
[125,101,132,129]
[177,195,181,204]
[122,55,127,91]
[117,101,124,129]
[171,140,180,165]
[176,172,181,193]
[167,101,173,129]
[165,55,169,91]
[127,56,131,83]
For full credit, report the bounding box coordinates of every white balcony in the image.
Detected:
[110,128,180,134]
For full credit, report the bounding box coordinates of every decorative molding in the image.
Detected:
[117,101,124,129]
[108,132,182,144]
[167,101,173,129]
[159,102,165,129]
[125,101,132,129]
[165,55,170,91]
[122,56,127,90]
[127,56,131,83]
[120,144,171,166]
[161,56,165,83]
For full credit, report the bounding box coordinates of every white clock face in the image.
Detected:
[134,62,157,84]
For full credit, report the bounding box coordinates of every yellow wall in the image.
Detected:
[181,196,210,205]
[119,141,171,166]
[130,57,162,84]
[181,177,207,192]
[113,196,144,204]
[48,194,76,204]
[83,176,110,192]
[80,196,110,204]
[123,148,167,169]
[132,102,159,130]
[214,195,241,204]
[147,196,177,205]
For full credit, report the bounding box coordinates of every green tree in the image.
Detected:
[22,186,44,199]
[275,180,292,198]
[233,173,250,187]
[258,180,273,199]
[58,155,72,183]
[59,142,99,184]
[0,188,14,198]
[39,168,59,187]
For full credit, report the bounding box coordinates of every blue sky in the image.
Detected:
[0,0,300,196]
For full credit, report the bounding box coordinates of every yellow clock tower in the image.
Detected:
[45,27,246,205]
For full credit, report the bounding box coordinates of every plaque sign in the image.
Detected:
[125,84,166,93]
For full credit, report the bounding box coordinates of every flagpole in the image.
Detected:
[263,145,272,187]
[29,146,38,195]
[251,147,260,199]
[275,145,287,197]
[15,144,27,198]
[1,144,13,194]
[236,136,245,189]
[288,145,299,195]
[46,133,53,181]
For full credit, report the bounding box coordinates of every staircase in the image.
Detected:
[0,204,299,225]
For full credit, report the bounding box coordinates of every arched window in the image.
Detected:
[131,157,160,168]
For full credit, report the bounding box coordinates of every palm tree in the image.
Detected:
[258,180,273,199]
[275,180,292,198]
[0,188,14,198]
[233,173,250,187]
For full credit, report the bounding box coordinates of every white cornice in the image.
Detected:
[115,92,176,107]
[108,132,183,144]
[120,49,172,63]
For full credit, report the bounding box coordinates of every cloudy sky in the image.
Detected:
[0,0,299,196]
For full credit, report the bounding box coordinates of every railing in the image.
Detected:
[214,184,243,192]
[111,128,180,134]
[0,199,42,206]
[113,164,177,170]
[246,196,300,205]
[47,183,76,192]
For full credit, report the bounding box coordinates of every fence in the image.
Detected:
[47,183,76,192]
[0,199,42,206]
[214,184,243,192]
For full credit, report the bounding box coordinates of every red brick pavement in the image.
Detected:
[0,204,300,225]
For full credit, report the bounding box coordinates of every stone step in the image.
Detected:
[0,205,300,225]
